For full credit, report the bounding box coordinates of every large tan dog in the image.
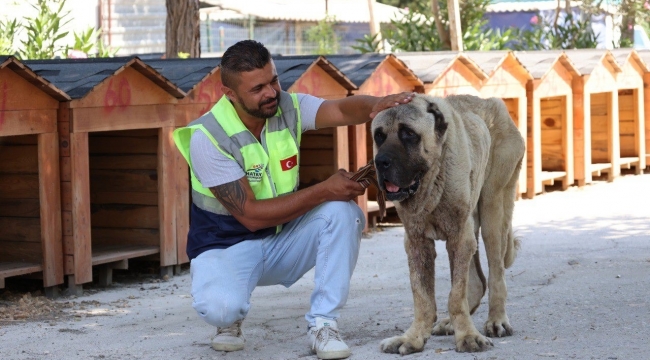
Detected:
[372,94,525,354]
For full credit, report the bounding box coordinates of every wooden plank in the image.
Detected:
[300,134,334,150]
[92,227,160,247]
[0,262,42,284]
[0,241,42,263]
[57,120,70,157]
[71,132,93,285]
[89,155,158,170]
[93,129,158,137]
[0,67,60,111]
[288,63,349,99]
[515,95,528,195]
[175,146,190,265]
[299,165,333,187]
[0,174,39,199]
[301,149,334,166]
[357,60,416,97]
[0,110,57,136]
[0,217,41,242]
[89,136,158,155]
[72,105,174,132]
[349,123,368,231]
[91,205,159,229]
[91,191,158,205]
[0,144,38,173]
[0,134,38,145]
[91,244,159,266]
[572,77,590,185]
[71,66,176,109]
[38,132,63,287]
[89,169,158,193]
[333,126,349,170]
[158,127,177,267]
[0,198,40,217]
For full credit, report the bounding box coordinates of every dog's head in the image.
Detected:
[371,95,449,202]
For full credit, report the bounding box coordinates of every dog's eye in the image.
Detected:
[399,127,419,143]
[374,130,387,146]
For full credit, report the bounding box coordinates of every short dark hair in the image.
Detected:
[220,40,271,88]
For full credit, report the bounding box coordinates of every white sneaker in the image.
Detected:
[308,317,351,360]
[212,319,245,352]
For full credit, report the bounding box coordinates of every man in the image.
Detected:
[174,40,413,360]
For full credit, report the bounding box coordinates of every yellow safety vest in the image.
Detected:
[173,91,302,234]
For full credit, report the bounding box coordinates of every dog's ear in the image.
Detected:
[427,101,448,138]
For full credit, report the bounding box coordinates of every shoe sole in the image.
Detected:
[316,349,351,360]
[212,343,245,352]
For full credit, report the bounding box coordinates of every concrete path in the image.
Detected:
[1,174,649,360]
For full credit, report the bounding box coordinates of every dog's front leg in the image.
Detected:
[447,221,493,352]
[380,230,437,355]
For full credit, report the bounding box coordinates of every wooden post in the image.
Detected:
[526,81,541,198]
[38,132,63,287]
[70,131,92,285]
[641,73,650,166]
[334,127,349,171]
[351,124,369,230]
[158,126,178,268]
[608,92,621,181]
[636,87,646,170]
[447,0,463,51]
[564,93,575,189]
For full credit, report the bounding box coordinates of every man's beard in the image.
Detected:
[240,92,281,119]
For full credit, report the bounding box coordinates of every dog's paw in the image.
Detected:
[485,316,513,337]
[379,335,425,355]
[432,318,454,336]
[455,333,493,353]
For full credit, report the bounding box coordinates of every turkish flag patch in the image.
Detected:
[280,155,298,171]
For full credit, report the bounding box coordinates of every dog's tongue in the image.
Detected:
[385,181,400,193]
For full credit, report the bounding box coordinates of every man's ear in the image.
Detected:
[221,86,235,101]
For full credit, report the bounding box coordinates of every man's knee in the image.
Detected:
[192,294,248,328]
[320,200,366,228]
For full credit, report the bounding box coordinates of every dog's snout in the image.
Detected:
[375,153,392,169]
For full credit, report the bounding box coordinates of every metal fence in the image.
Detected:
[200,18,371,56]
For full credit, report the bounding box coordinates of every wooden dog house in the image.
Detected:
[611,49,646,173]
[145,58,223,266]
[515,51,580,197]
[637,50,650,168]
[396,52,487,97]
[564,50,622,185]
[326,54,424,227]
[465,51,532,197]
[0,57,69,294]
[272,55,357,186]
[27,57,186,290]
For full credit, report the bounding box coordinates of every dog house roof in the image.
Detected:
[273,55,357,92]
[145,58,222,94]
[1,56,70,101]
[24,57,185,99]
[325,53,421,88]
[395,51,487,84]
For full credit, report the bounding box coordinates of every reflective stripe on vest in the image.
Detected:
[173,91,302,233]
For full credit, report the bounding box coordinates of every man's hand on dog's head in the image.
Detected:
[369,92,416,119]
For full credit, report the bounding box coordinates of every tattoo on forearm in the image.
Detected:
[211,181,246,216]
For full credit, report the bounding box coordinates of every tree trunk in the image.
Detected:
[430,0,450,49]
[165,0,200,58]
[620,0,635,47]
[447,0,463,51]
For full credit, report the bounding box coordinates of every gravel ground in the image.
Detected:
[1,174,649,360]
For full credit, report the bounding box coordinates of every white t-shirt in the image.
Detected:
[189,93,325,188]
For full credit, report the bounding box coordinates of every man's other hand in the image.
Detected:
[369,92,416,119]
[321,169,366,202]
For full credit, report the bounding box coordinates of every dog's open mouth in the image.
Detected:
[383,177,421,201]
